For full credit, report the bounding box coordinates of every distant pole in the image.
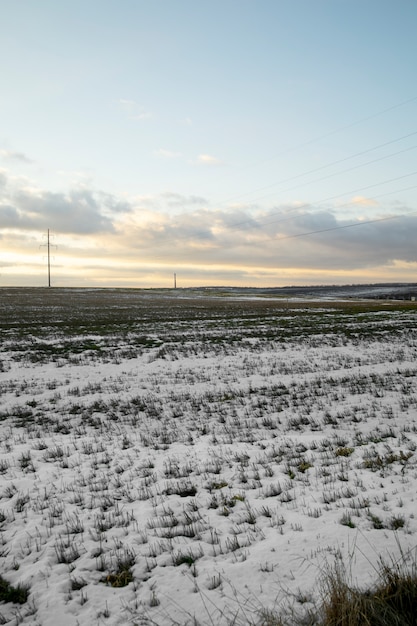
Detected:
[174,273,177,289]
[47,229,51,287]
[40,229,55,287]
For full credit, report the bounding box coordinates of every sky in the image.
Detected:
[1,0,417,288]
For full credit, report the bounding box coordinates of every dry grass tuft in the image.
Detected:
[316,552,417,626]
[256,551,417,626]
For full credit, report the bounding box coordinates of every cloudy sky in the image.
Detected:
[1,0,417,288]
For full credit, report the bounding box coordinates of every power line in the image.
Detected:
[233,170,417,230]
[218,130,417,208]
[126,97,417,263]
[248,183,417,231]
[256,144,417,205]
[270,211,417,244]
[147,165,417,257]
[210,95,417,209]
[144,182,417,263]
[145,209,417,267]
[234,95,417,175]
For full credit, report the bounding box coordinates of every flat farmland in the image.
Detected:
[0,288,417,625]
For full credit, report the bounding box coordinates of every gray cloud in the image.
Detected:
[1,168,416,280]
[161,192,208,207]
[255,209,417,270]
[0,205,21,228]
[122,205,417,272]
[96,191,132,214]
[13,188,115,234]
[0,150,33,164]
[0,174,132,234]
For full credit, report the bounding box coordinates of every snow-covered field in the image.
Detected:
[0,288,417,625]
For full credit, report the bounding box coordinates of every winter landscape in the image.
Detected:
[0,287,417,626]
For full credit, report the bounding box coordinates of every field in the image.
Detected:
[0,287,417,625]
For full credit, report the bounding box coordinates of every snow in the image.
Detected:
[0,288,416,625]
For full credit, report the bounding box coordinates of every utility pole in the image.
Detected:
[47,229,51,287]
[40,229,55,287]
[174,273,177,289]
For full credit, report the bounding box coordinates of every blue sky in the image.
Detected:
[1,0,417,287]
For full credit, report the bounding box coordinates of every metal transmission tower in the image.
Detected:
[40,229,56,287]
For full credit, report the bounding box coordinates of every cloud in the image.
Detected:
[118,99,135,109]
[56,169,94,186]
[118,99,152,120]
[0,150,33,164]
[113,203,417,275]
[350,196,379,207]
[154,149,182,159]
[161,192,207,207]
[0,173,132,235]
[196,154,223,166]
[132,110,153,121]
[2,167,416,286]
[258,208,417,270]
[96,191,132,215]
[0,205,20,228]
[14,189,116,234]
